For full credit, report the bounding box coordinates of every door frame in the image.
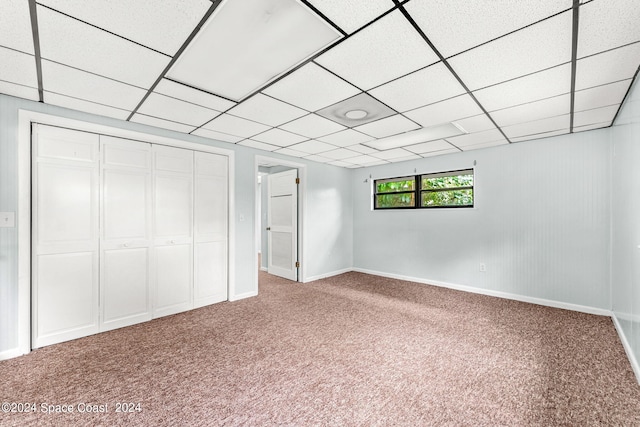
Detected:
[254,155,306,286]
[17,109,235,356]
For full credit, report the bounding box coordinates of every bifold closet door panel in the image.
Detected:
[100,136,152,331]
[194,151,228,307]
[153,145,194,318]
[32,125,100,348]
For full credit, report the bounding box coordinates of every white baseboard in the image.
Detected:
[0,347,27,361]
[259,266,267,272]
[229,291,258,302]
[304,268,353,283]
[352,267,612,317]
[612,315,640,384]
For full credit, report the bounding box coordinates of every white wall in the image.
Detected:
[611,77,640,377]
[0,94,353,357]
[352,130,612,311]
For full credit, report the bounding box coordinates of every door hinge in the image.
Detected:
[295,177,300,184]
[295,261,300,268]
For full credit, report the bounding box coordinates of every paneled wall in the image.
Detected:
[611,78,640,377]
[352,130,612,311]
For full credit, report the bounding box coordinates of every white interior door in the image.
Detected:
[267,169,298,281]
[194,151,228,307]
[32,124,100,348]
[100,136,152,331]
[152,145,194,318]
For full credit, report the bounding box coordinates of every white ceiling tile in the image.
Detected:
[306,0,393,34]
[264,62,360,111]
[490,95,571,128]
[130,113,196,134]
[387,155,423,163]
[473,64,571,112]
[228,94,307,126]
[42,60,147,110]
[404,94,483,128]
[288,140,336,154]
[446,129,507,147]
[578,0,640,58]
[155,79,236,112]
[0,81,39,101]
[448,11,573,91]
[44,92,130,120]
[239,139,281,152]
[315,10,440,90]
[453,114,496,133]
[191,128,243,144]
[573,122,611,133]
[251,128,308,147]
[421,148,461,158]
[460,140,510,151]
[348,155,388,166]
[274,147,309,158]
[329,160,355,167]
[321,148,360,160]
[279,113,346,138]
[167,0,341,101]
[0,47,37,88]
[348,144,379,155]
[574,80,631,112]
[510,129,569,142]
[369,62,466,112]
[138,93,220,127]
[365,123,464,150]
[38,0,211,56]
[407,0,572,58]
[371,148,419,160]
[355,115,420,138]
[573,105,619,128]
[37,6,170,89]
[318,129,374,147]
[346,164,364,168]
[0,0,35,53]
[405,139,456,154]
[202,114,270,138]
[502,115,570,139]
[303,154,332,163]
[575,43,640,90]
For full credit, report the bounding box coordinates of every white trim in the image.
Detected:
[17,109,236,357]
[352,267,613,316]
[0,348,26,361]
[304,268,353,283]
[254,155,306,286]
[260,267,268,272]
[612,314,640,384]
[229,290,258,301]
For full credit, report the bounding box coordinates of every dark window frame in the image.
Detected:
[374,168,474,210]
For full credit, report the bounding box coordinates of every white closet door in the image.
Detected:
[194,151,228,307]
[32,124,100,348]
[100,136,152,331]
[267,169,298,281]
[153,145,194,318]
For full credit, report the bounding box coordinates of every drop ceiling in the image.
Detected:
[1,0,639,168]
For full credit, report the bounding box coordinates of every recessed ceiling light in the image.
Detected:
[364,122,467,150]
[345,110,368,119]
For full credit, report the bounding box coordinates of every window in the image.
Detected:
[374,169,474,209]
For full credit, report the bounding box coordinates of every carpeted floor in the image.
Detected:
[1,271,639,426]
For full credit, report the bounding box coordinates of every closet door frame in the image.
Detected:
[16,110,236,357]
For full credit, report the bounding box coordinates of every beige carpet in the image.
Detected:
[1,271,639,426]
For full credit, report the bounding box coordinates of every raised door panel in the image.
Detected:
[154,174,193,239]
[154,244,192,317]
[103,169,150,242]
[195,175,227,241]
[194,241,227,307]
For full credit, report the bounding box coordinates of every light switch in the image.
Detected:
[0,212,15,228]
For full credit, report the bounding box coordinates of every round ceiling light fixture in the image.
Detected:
[344,109,368,120]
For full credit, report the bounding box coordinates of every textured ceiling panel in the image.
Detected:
[407,0,572,58]
[0,47,38,89]
[44,92,130,120]
[305,0,393,34]
[167,0,341,101]
[155,79,236,112]
[448,11,573,91]
[573,105,619,127]
[446,128,508,147]
[369,62,466,112]
[490,95,571,128]
[317,129,374,147]
[279,113,346,139]
[239,139,280,152]
[38,0,211,56]
[37,5,170,89]
[228,93,307,127]
[501,115,570,139]
[315,10,439,90]
[575,43,640,91]
[263,62,360,112]
[404,95,483,128]
[0,81,39,101]
[452,114,496,134]
[202,113,270,138]
[131,113,196,133]
[191,128,243,144]
[288,139,336,154]
[320,148,361,160]
[0,0,35,54]
[404,139,457,154]
[138,93,220,127]
[577,0,640,58]
[574,80,631,112]
[354,115,420,138]
[250,128,308,147]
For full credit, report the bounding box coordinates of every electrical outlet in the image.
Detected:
[479,263,486,272]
